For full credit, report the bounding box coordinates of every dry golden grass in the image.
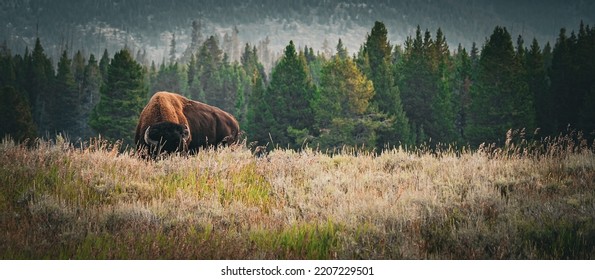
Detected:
[0,134,594,259]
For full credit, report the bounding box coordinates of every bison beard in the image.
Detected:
[143,122,190,154]
[135,91,240,157]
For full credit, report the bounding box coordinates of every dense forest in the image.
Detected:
[1,20,594,151]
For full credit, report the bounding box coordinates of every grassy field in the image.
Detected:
[1,133,594,259]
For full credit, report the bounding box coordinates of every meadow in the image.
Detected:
[1,132,594,259]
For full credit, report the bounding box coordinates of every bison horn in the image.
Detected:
[183,124,191,142]
[144,126,159,146]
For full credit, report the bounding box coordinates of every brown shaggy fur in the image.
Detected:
[135,91,240,154]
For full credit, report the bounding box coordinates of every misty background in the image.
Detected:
[2,0,593,65]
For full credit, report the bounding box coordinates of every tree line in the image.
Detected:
[1,21,594,151]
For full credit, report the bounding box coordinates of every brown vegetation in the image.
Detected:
[0,134,594,259]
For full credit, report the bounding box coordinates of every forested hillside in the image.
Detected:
[1,20,594,150]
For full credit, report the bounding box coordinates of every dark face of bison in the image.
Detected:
[143,122,190,154]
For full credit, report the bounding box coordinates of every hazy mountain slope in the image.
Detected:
[1,0,592,62]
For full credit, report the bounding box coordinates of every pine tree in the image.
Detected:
[218,59,240,114]
[181,19,203,64]
[575,22,595,138]
[467,27,534,146]
[234,65,249,125]
[453,44,473,140]
[197,36,223,105]
[362,21,412,148]
[0,86,36,141]
[80,54,101,139]
[526,38,552,136]
[544,22,595,140]
[550,28,573,132]
[51,49,79,137]
[429,28,457,143]
[399,26,434,143]
[239,44,266,127]
[241,44,266,80]
[152,62,183,95]
[315,55,378,149]
[90,49,146,145]
[245,69,273,146]
[0,44,16,89]
[99,49,110,84]
[399,32,471,142]
[265,41,317,148]
[187,53,197,94]
[72,50,86,93]
[26,38,54,133]
[336,38,348,60]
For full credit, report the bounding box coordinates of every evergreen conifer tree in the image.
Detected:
[526,38,552,136]
[362,21,412,148]
[245,69,273,146]
[467,27,534,146]
[51,49,79,136]
[0,86,36,141]
[90,49,146,145]
[26,38,54,133]
[99,49,110,84]
[453,44,473,140]
[265,41,317,148]
[80,54,102,139]
[315,55,378,149]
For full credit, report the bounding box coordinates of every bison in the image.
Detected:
[135,91,240,157]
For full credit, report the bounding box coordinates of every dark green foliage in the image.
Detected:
[218,58,241,115]
[186,54,198,94]
[89,49,146,145]
[241,44,266,81]
[361,21,412,148]
[314,55,378,149]
[1,20,594,148]
[550,23,595,139]
[50,50,79,136]
[526,39,553,136]
[72,51,86,90]
[80,54,102,139]
[99,49,110,84]
[151,63,183,96]
[466,27,535,146]
[453,44,473,140]
[244,70,273,146]
[26,38,55,133]
[0,44,17,88]
[196,36,222,104]
[264,41,317,148]
[0,86,37,141]
[187,36,247,116]
[238,43,266,127]
[364,22,398,115]
[399,27,457,145]
[336,39,348,60]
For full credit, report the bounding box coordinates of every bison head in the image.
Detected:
[143,122,191,154]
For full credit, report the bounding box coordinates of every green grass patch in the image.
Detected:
[249,221,340,259]
[517,213,595,259]
[219,162,273,211]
